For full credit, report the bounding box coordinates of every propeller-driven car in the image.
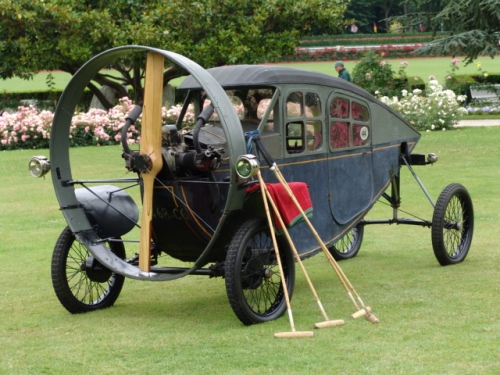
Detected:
[29,46,474,325]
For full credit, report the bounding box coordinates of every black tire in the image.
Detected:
[225,218,295,325]
[329,223,364,261]
[432,184,474,266]
[51,226,126,313]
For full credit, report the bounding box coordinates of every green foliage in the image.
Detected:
[416,0,500,64]
[0,0,351,107]
[445,74,481,98]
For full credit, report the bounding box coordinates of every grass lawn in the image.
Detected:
[276,56,498,88]
[1,57,498,94]
[1,126,500,374]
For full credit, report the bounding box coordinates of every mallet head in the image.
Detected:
[314,319,345,329]
[274,331,314,338]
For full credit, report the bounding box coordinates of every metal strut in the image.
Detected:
[362,158,434,228]
[401,156,435,208]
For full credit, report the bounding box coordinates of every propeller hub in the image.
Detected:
[133,154,153,173]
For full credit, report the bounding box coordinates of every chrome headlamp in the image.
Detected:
[28,156,50,178]
[235,154,260,179]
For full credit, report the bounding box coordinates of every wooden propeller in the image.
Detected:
[139,52,164,272]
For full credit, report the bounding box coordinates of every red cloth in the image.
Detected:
[247,182,313,231]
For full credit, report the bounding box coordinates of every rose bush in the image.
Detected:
[378,79,468,131]
[0,98,196,150]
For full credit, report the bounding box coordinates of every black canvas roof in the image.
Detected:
[179,64,369,96]
[178,64,407,123]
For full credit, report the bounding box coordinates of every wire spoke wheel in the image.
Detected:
[225,218,295,325]
[432,183,474,266]
[51,226,126,313]
[329,222,364,261]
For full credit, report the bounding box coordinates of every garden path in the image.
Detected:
[455,118,500,127]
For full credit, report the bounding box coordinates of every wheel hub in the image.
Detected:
[241,258,264,290]
[84,256,113,283]
[264,268,274,278]
[445,221,463,230]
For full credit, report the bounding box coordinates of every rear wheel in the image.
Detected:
[432,184,474,266]
[225,218,295,325]
[51,226,126,313]
[329,223,364,261]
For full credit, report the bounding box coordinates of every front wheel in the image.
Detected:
[51,226,126,313]
[225,218,295,325]
[329,222,364,261]
[432,184,474,266]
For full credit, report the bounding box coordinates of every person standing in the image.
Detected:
[334,61,351,82]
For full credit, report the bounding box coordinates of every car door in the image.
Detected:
[327,93,374,225]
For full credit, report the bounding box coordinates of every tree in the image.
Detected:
[344,0,381,33]
[0,0,351,108]
[397,0,500,64]
[396,0,442,32]
[345,0,411,33]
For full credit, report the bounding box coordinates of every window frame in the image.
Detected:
[328,93,371,152]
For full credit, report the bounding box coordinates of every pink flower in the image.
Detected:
[414,77,419,81]
[400,61,409,66]
[429,75,436,80]
[380,61,387,67]
[452,59,460,66]
[365,72,372,79]
[1,140,6,146]
[21,134,30,142]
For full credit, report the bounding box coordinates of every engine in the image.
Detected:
[160,124,225,176]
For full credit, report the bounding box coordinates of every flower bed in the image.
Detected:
[465,105,500,115]
[281,43,452,62]
[0,98,195,150]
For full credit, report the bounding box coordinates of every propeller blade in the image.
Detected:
[139,52,164,272]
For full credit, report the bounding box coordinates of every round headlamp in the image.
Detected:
[235,154,260,179]
[28,156,50,178]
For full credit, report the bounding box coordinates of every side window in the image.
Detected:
[203,95,245,121]
[352,101,370,147]
[286,122,304,154]
[330,121,349,149]
[306,120,322,151]
[286,92,303,118]
[257,98,274,131]
[329,96,370,150]
[330,97,349,119]
[285,91,323,155]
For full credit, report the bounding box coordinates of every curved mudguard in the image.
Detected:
[75,185,139,239]
[49,46,246,280]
